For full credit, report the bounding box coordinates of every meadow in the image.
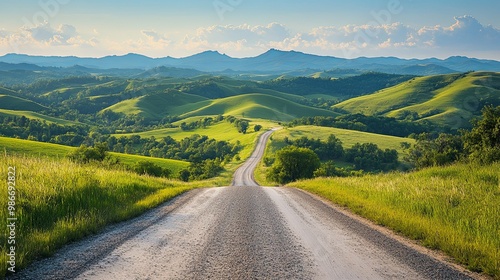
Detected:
[289,163,500,278]
[0,153,227,277]
[114,118,278,160]
[0,136,189,176]
[254,125,415,185]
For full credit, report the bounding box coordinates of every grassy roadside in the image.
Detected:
[0,136,190,176]
[0,154,227,277]
[288,163,500,278]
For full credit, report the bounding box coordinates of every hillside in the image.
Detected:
[0,136,189,175]
[334,72,500,128]
[0,94,48,112]
[104,90,210,120]
[179,93,338,121]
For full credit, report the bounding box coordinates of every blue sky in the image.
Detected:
[1,0,499,59]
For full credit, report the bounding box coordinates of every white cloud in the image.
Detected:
[0,16,499,59]
[418,15,500,50]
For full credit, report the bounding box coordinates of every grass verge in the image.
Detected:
[0,153,224,277]
[289,163,500,278]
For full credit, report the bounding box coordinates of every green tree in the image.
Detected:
[133,161,171,178]
[464,105,500,164]
[67,142,109,163]
[345,143,399,171]
[407,133,464,168]
[236,120,249,134]
[267,146,320,184]
[254,124,263,132]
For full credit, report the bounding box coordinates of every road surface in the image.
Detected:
[12,130,476,279]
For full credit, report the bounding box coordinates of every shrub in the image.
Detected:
[267,146,320,184]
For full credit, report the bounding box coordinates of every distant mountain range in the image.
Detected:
[1,49,500,76]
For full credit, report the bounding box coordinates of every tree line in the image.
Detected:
[289,114,450,138]
[266,135,399,184]
[406,106,500,168]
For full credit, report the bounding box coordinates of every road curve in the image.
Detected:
[11,129,477,280]
[231,128,277,187]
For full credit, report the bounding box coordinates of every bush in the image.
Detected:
[345,143,399,171]
[267,146,321,184]
[67,142,109,163]
[407,133,464,168]
[464,105,500,164]
[133,161,171,178]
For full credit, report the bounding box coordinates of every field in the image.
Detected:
[289,163,500,278]
[271,125,415,154]
[254,125,415,185]
[334,72,500,128]
[114,118,278,160]
[0,153,224,277]
[0,137,189,175]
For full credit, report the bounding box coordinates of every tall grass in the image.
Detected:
[289,163,500,278]
[0,154,211,277]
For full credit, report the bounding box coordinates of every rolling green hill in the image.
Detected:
[0,136,189,175]
[179,93,338,121]
[334,72,500,128]
[105,91,336,122]
[0,94,48,112]
[0,109,79,125]
[104,90,210,119]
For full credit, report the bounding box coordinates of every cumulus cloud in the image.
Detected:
[418,15,500,50]
[0,16,499,59]
[180,23,290,54]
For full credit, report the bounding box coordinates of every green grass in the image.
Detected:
[273,126,414,154]
[0,95,47,112]
[180,93,338,122]
[0,153,221,277]
[334,72,500,128]
[0,137,189,175]
[114,118,278,160]
[0,109,80,125]
[105,90,209,120]
[106,91,336,122]
[254,126,414,186]
[289,163,500,278]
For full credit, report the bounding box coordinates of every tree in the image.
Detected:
[267,146,320,184]
[313,161,348,177]
[464,105,500,164]
[133,161,171,178]
[254,124,263,132]
[67,142,109,163]
[345,143,399,171]
[236,120,249,134]
[406,133,464,168]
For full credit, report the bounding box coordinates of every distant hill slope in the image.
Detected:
[334,72,500,128]
[106,91,338,122]
[1,50,499,75]
[0,94,48,112]
[104,91,209,120]
[179,93,339,121]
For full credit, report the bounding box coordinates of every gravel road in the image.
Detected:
[11,130,478,280]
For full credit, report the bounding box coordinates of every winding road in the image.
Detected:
[12,130,477,279]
